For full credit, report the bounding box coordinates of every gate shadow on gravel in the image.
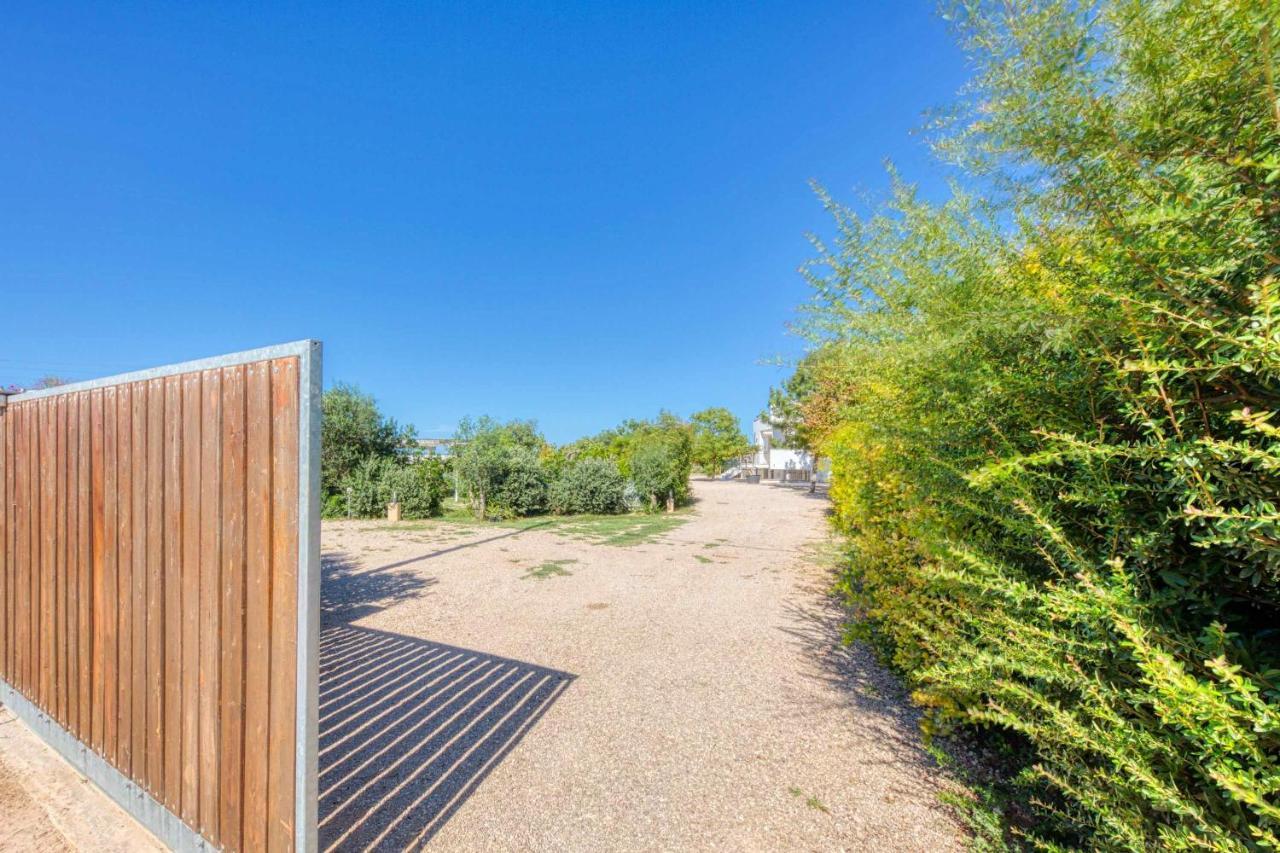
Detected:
[317,624,575,852]
[322,551,438,624]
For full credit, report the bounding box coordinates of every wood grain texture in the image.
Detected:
[0,355,305,853]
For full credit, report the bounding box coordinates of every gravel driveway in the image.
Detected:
[321,478,963,852]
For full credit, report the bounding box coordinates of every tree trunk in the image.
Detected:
[478,489,487,519]
[665,491,675,513]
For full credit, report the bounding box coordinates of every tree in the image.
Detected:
[454,416,550,518]
[321,383,413,497]
[630,425,692,512]
[689,408,752,477]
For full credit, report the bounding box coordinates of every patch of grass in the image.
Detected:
[787,786,830,814]
[702,542,720,549]
[521,559,577,580]
[364,502,691,547]
[544,512,691,547]
[694,554,713,564]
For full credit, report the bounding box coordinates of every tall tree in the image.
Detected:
[689,408,752,477]
[321,383,412,496]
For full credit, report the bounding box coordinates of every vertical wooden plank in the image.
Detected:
[103,386,119,763]
[78,392,93,739]
[198,369,223,841]
[146,378,164,794]
[53,396,64,720]
[131,382,148,783]
[116,382,133,772]
[64,392,78,734]
[267,357,299,853]
[242,360,272,853]
[18,404,31,696]
[0,403,7,682]
[90,388,106,751]
[41,398,55,713]
[28,402,40,700]
[180,371,201,822]
[163,374,183,806]
[220,365,247,850]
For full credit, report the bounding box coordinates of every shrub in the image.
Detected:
[549,458,627,515]
[630,432,692,511]
[778,1,1280,847]
[488,447,548,517]
[333,455,446,520]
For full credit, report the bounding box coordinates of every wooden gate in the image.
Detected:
[0,341,321,852]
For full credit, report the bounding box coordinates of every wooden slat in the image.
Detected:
[41,399,54,711]
[30,401,41,700]
[45,400,55,713]
[131,381,148,783]
[77,392,92,738]
[0,404,8,682]
[55,393,67,725]
[63,392,77,734]
[146,378,164,792]
[21,403,32,696]
[180,371,202,822]
[220,365,247,849]
[198,369,223,840]
[103,386,119,762]
[267,357,299,853]
[116,382,133,773]
[241,360,272,853]
[162,374,183,805]
[90,388,106,751]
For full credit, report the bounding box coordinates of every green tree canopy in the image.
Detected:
[320,382,413,496]
[689,407,752,476]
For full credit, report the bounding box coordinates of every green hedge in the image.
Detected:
[782,2,1280,848]
[550,458,628,515]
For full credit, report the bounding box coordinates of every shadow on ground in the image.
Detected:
[779,594,956,803]
[319,550,575,851]
[323,551,438,624]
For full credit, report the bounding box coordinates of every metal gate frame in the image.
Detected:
[0,340,321,852]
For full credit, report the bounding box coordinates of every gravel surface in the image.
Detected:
[321,478,964,852]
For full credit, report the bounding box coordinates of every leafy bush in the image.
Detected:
[488,447,549,517]
[630,430,692,511]
[549,458,627,515]
[331,456,447,520]
[779,1,1280,848]
[454,416,551,517]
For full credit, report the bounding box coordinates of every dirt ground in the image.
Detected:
[0,704,163,851]
[320,478,963,852]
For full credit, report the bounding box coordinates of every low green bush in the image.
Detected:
[488,447,548,518]
[332,455,447,519]
[549,458,627,515]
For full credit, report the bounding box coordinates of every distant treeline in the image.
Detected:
[320,385,750,520]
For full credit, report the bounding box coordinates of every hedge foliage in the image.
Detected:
[778,1,1280,847]
[550,458,628,515]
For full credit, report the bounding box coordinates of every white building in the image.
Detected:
[739,418,829,483]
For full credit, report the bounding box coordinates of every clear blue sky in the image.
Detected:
[2,2,968,443]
